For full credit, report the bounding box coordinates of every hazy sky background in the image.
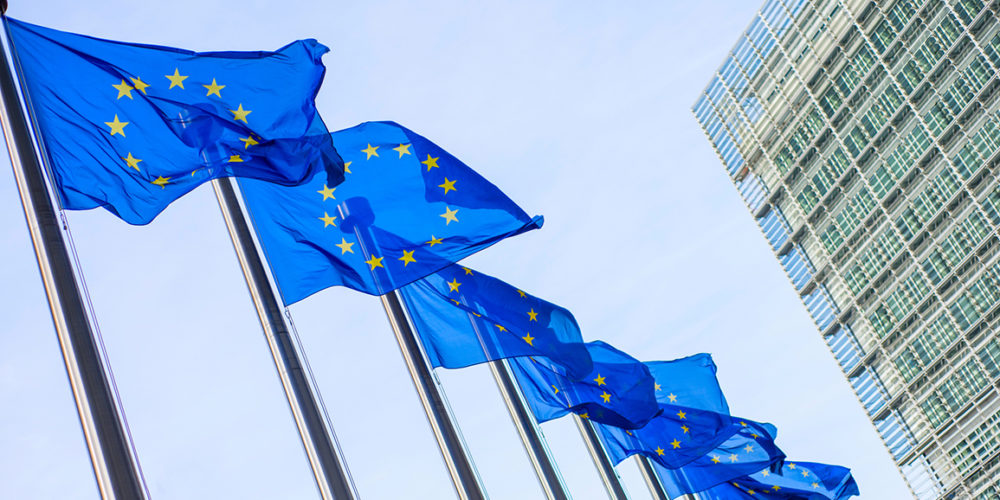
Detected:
[0,1,913,498]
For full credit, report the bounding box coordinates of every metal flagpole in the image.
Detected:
[0,11,147,500]
[381,290,488,500]
[212,177,357,500]
[450,292,569,500]
[333,194,486,499]
[488,358,572,500]
[574,415,629,500]
[634,456,668,500]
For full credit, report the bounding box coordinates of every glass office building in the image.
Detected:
[694,1,1000,498]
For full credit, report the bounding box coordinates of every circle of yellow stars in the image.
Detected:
[317,140,463,275]
[105,68,258,189]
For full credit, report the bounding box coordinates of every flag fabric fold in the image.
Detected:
[698,461,859,499]
[239,121,543,304]
[594,354,741,468]
[654,422,785,498]
[400,264,592,379]
[7,17,342,224]
[510,341,661,429]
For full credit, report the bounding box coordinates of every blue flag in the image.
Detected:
[7,17,342,225]
[510,341,661,429]
[400,264,592,379]
[654,423,785,498]
[699,461,859,499]
[239,121,543,304]
[595,354,741,468]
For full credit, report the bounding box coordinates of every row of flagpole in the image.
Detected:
[0,6,689,499]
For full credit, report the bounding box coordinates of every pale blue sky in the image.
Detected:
[0,1,911,498]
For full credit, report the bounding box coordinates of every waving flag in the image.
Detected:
[7,17,341,224]
[401,264,592,378]
[510,341,661,429]
[654,423,785,498]
[699,460,859,499]
[239,121,543,303]
[595,354,740,468]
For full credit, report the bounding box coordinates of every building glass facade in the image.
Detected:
[694,1,1000,498]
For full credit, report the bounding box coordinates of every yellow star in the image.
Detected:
[450,299,461,306]
[440,206,459,225]
[655,447,665,456]
[599,391,611,403]
[362,143,379,159]
[393,143,411,158]
[551,385,559,394]
[365,256,384,270]
[421,154,439,170]
[761,470,770,477]
[130,77,150,94]
[447,279,461,292]
[654,383,662,391]
[112,79,134,99]
[203,78,225,98]
[579,413,589,419]
[729,454,738,463]
[398,250,416,266]
[744,445,754,453]
[801,470,809,478]
[772,485,780,491]
[438,178,457,194]
[517,290,526,298]
[748,490,755,495]
[740,421,748,427]
[426,235,443,246]
[240,136,258,148]
[788,463,796,470]
[317,184,336,201]
[593,374,606,386]
[495,324,507,332]
[319,212,337,227]
[151,176,170,188]
[811,483,819,489]
[711,455,721,464]
[668,393,678,403]
[230,103,251,123]
[751,433,760,439]
[522,333,534,345]
[527,309,538,321]
[681,425,689,433]
[462,267,474,275]
[335,238,354,254]
[121,152,142,171]
[227,155,243,163]
[676,410,686,420]
[165,68,188,89]
[343,161,352,174]
[104,115,129,137]
[671,439,681,449]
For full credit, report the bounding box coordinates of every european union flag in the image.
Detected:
[7,18,342,225]
[510,341,661,429]
[699,461,859,499]
[400,264,592,378]
[654,423,785,498]
[239,121,543,304]
[595,354,741,468]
